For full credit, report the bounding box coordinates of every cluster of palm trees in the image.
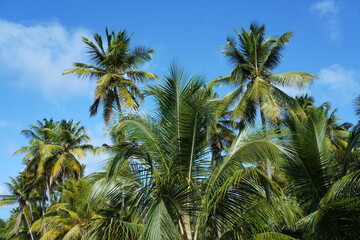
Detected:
[1,23,359,240]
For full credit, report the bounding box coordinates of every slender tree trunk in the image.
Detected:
[29,203,34,221]
[114,87,122,114]
[23,212,35,240]
[41,195,46,216]
[121,193,125,211]
[260,110,272,179]
[182,214,192,240]
[46,177,51,208]
[210,136,222,170]
[62,172,66,186]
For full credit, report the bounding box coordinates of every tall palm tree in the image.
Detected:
[41,119,93,185]
[15,119,93,211]
[88,64,299,240]
[63,28,158,124]
[15,118,59,212]
[210,23,317,178]
[0,176,36,240]
[210,23,317,125]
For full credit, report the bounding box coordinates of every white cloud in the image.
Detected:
[0,20,92,99]
[311,64,360,103]
[311,0,338,15]
[310,0,341,41]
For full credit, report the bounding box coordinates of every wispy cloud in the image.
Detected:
[311,64,360,104]
[310,0,341,41]
[0,20,92,100]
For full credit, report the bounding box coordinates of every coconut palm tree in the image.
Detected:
[30,179,95,240]
[210,23,317,126]
[41,119,93,186]
[295,94,315,112]
[15,119,93,212]
[210,23,317,179]
[209,113,236,169]
[0,176,36,240]
[63,28,158,124]
[15,119,59,212]
[88,64,299,240]
[282,105,360,239]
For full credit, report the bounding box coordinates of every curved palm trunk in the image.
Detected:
[18,201,35,240]
[23,213,35,240]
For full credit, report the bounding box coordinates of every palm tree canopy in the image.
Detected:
[63,28,158,123]
[210,23,317,124]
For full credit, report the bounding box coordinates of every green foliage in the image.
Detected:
[210,23,317,126]
[0,219,7,240]
[2,24,359,240]
[63,28,158,124]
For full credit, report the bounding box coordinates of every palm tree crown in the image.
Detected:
[63,28,158,124]
[211,23,317,126]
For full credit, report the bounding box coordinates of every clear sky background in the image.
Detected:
[1,0,359,219]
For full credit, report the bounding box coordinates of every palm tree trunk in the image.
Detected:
[29,203,34,221]
[210,137,222,170]
[260,110,272,179]
[23,212,35,240]
[182,214,192,240]
[41,195,46,216]
[114,87,122,114]
[46,178,51,208]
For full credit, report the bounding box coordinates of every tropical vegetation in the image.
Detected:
[1,24,359,240]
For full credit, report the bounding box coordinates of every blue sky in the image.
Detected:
[0,0,359,219]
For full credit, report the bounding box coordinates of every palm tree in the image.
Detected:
[63,28,158,124]
[15,119,93,211]
[295,94,315,111]
[15,118,59,213]
[210,23,317,178]
[41,119,93,186]
[30,179,95,240]
[211,23,317,125]
[282,105,360,239]
[209,113,236,169]
[88,64,299,239]
[0,176,36,240]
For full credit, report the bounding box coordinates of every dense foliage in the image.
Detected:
[1,24,359,240]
